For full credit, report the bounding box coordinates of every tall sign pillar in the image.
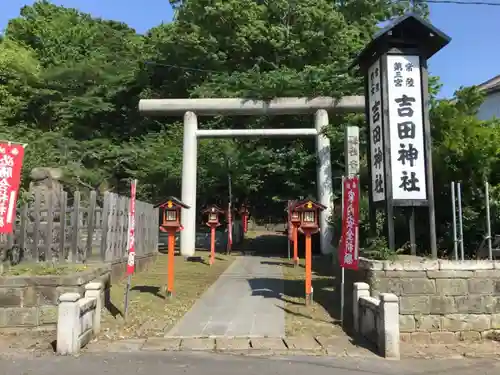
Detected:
[352,13,451,258]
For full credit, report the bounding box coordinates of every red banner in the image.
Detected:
[0,142,25,234]
[339,177,360,270]
[228,209,233,246]
[126,180,137,275]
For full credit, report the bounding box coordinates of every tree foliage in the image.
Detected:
[0,0,495,256]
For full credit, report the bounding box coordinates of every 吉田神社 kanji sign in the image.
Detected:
[339,176,360,270]
[387,55,427,201]
[367,59,386,203]
[0,142,25,234]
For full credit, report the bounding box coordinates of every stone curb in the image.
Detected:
[86,336,500,360]
[89,336,377,358]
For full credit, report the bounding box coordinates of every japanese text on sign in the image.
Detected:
[339,177,360,270]
[387,55,427,201]
[0,143,25,234]
[345,126,360,178]
[368,59,385,202]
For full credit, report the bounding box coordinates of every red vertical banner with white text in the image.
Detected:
[228,208,233,247]
[0,142,25,234]
[339,177,360,270]
[126,179,137,275]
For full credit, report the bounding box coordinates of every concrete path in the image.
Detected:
[2,351,499,375]
[166,256,285,337]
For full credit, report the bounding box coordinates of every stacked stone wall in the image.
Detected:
[336,258,500,343]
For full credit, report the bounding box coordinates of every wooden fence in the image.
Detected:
[0,189,159,264]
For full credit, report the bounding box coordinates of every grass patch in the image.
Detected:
[0,262,90,276]
[281,256,342,337]
[99,252,235,340]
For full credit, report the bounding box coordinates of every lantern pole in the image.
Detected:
[293,225,299,267]
[227,157,233,254]
[210,225,216,265]
[340,175,345,327]
[305,230,313,306]
[166,228,175,297]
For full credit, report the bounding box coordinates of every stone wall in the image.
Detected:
[337,258,500,343]
[0,252,157,329]
[0,266,109,330]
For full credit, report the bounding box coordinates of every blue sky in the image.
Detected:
[2,0,499,98]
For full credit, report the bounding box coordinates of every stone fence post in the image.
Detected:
[379,293,400,359]
[84,282,103,334]
[57,292,81,355]
[353,282,370,333]
[57,281,104,355]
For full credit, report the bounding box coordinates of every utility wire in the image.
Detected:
[425,0,500,4]
[144,0,500,74]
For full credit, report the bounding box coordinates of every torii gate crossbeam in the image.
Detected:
[139,96,365,257]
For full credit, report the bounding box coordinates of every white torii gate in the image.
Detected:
[139,96,365,257]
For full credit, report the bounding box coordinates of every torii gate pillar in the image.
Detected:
[180,111,198,256]
[315,110,334,256]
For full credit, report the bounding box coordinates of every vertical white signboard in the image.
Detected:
[386,55,427,201]
[345,126,360,178]
[368,59,385,202]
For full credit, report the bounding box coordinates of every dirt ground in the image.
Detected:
[97,252,235,340]
[280,256,343,337]
[0,252,235,356]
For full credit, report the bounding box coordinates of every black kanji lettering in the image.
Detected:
[375,174,384,193]
[371,100,380,123]
[399,171,420,192]
[394,78,403,87]
[406,78,414,87]
[348,136,359,157]
[373,146,383,169]
[397,143,419,167]
[395,94,416,117]
[372,126,381,144]
[397,121,416,139]
[394,62,403,72]
[405,62,414,72]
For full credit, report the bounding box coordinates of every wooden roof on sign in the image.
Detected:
[350,12,451,71]
[202,204,224,214]
[292,199,327,212]
[154,196,190,209]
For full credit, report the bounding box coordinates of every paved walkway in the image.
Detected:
[4,351,500,375]
[166,256,285,337]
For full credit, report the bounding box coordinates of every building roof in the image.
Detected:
[477,75,500,94]
[154,196,190,209]
[202,204,224,214]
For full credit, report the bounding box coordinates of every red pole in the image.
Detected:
[293,226,299,266]
[305,232,312,306]
[167,230,175,297]
[210,226,216,265]
[227,209,232,254]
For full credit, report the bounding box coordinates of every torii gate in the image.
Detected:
[139,96,365,257]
